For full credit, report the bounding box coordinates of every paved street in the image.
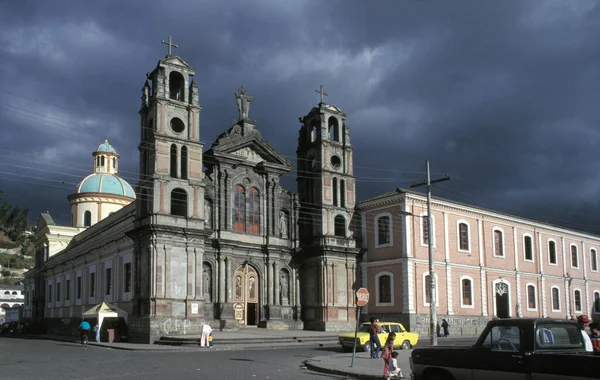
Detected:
[0,337,347,380]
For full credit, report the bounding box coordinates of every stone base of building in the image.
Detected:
[303,320,354,332]
[364,313,490,337]
[258,319,304,330]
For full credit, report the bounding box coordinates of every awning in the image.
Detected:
[82,302,128,329]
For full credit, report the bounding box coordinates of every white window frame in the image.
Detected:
[590,248,598,272]
[570,244,579,269]
[419,212,436,248]
[573,288,583,313]
[550,285,561,312]
[523,233,534,262]
[422,271,439,307]
[492,227,505,258]
[547,239,558,266]
[374,212,393,248]
[375,271,394,307]
[459,275,474,308]
[525,282,538,312]
[456,220,471,253]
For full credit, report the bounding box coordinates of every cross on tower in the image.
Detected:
[315,85,328,104]
[162,35,179,57]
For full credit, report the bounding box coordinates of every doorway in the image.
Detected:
[495,282,510,318]
[233,264,259,326]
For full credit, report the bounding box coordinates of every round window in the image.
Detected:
[331,155,341,169]
[170,117,185,133]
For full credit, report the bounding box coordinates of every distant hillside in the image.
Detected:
[0,231,35,285]
[0,231,19,249]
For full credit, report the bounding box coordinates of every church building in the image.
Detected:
[23,39,361,342]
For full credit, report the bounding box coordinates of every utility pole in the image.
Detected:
[410,160,450,346]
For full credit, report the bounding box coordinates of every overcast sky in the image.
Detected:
[1,0,600,234]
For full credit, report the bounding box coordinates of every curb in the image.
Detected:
[303,359,383,380]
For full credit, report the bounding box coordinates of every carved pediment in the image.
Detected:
[231,147,265,163]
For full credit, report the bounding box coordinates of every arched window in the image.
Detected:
[328,116,339,141]
[112,158,116,169]
[376,272,393,305]
[524,235,534,261]
[334,215,345,237]
[170,144,178,178]
[332,178,338,206]
[310,120,317,143]
[551,286,561,312]
[573,289,582,312]
[376,215,391,246]
[180,146,188,180]
[233,185,246,233]
[168,71,185,101]
[493,229,504,257]
[458,222,469,251]
[170,188,187,217]
[548,240,557,265]
[460,277,473,307]
[571,245,579,268]
[340,179,346,207]
[590,249,598,272]
[526,284,537,310]
[249,188,260,235]
[83,211,91,227]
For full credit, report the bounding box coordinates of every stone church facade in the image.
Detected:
[23,45,361,342]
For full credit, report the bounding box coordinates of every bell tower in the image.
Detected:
[132,37,207,339]
[296,86,360,331]
[137,36,205,222]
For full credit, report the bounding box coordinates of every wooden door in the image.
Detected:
[233,265,259,326]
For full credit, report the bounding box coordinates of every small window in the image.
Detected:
[77,277,82,299]
[459,223,469,251]
[83,211,92,227]
[524,236,533,261]
[171,188,188,217]
[494,230,504,257]
[90,272,96,298]
[552,287,560,311]
[124,263,132,293]
[66,279,70,302]
[333,178,338,206]
[571,245,578,268]
[170,117,185,133]
[377,215,391,246]
[334,215,346,237]
[48,284,52,303]
[548,241,557,265]
[461,278,473,307]
[594,292,600,313]
[105,268,112,296]
[378,274,391,304]
[527,284,537,310]
[591,249,598,272]
[56,283,60,303]
[574,289,582,312]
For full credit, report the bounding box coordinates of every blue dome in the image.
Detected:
[77,174,136,198]
[97,140,116,153]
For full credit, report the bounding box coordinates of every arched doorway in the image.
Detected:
[233,264,259,326]
[494,281,510,318]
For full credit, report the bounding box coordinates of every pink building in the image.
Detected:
[356,188,600,336]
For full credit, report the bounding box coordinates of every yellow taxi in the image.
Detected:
[338,322,419,352]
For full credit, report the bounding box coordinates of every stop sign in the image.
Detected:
[356,287,370,307]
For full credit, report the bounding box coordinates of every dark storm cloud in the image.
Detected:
[1,0,600,233]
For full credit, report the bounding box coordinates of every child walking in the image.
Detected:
[389,351,405,378]
[381,332,396,379]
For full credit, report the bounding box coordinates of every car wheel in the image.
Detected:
[400,340,411,350]
[363,343,371,353]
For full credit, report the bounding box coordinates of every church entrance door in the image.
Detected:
[233,264,259,326]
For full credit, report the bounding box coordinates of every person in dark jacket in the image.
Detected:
[441,319,450,337]
[369,317,382,359]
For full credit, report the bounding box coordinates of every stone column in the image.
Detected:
[274,261,280,305]
[273,179,280,236]
[295,265,301,308]
[226,257,232,303]
[218,255,225,303]
[267,259,273,305]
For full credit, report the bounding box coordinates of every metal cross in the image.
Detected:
[315,85,328,104]
[162,35,179,57]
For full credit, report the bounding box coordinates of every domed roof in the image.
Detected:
[76,173,136,199]
[96,139,116,153]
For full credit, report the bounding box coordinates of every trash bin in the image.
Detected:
[107,328,115,343]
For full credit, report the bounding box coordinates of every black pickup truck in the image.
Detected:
[410,318,599,380]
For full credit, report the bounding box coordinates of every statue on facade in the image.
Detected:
[234,86,256,121]
[279,211,288,238]
[203,265,211,301]
[235,275,242,299]
[280,272,289,305]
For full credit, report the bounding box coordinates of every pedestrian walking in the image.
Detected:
[381,332,396,379]
[369,317,382,359]
[93,324,100,343]
[588,322,600,352]
[576,315,593,352]
[199,323,212,347]
[441,319,450,337]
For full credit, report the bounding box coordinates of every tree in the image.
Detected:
[0,196,29,243]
